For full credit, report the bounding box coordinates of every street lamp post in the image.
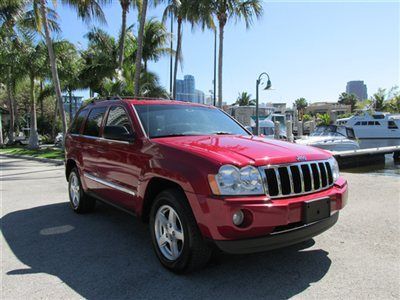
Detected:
[255,72,272,135]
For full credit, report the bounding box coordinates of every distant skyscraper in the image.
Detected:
[175,74,205,103]
[346,81,368,101]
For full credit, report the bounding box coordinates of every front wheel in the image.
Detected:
[68,168,96,213]
[149,189,212,273]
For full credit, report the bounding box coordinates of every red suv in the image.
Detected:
[65,98,348,272]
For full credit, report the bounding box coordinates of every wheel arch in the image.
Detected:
[65,159,77,181]
[140,177,188,222]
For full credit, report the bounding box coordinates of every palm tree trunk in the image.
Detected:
[6,66,15,144]
[134,0,148,97]
[39,80,44,118]
[40,0,67,140]
[172,18,182,100]
[217,20,225,108]
[52,99,58,141]
[118,3,128,69]
[28,74,39,149]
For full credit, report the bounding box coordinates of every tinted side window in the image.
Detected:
[70,109,88,134]
[388,121,398,129]
[83,107,107,137]
[105,106,134,135]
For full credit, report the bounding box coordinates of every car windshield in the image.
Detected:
[310,131,344,137]
[311,126,345,137]
[134,104,250,138]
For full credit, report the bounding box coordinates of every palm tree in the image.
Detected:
[20,37,48,149]
[118,0,138,69]
[370,88,387,111]
[0,32,19,144]
[134,0,149,96]
[203,0,262,107]
[38,0,109,139]
[142,18,172,72]
[126,18,172,72]
[0,0,56,145]
[163,0,186,99]
[294,97,308,119]
[317,113,331,126]
[80,28,119,95]
[0,0,32,143]
[235,92,254,106]
[163,0,213,99]
[338,92,358,112]
[55,40,84,122]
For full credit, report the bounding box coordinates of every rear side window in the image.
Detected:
[105,106,134,135]
[70,109,88,134]
[83,107,107,137]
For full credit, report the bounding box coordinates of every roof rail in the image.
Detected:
[90,95,172,103]
[117,96,172,101]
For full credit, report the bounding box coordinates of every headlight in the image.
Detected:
[208,165,265,196]
[328,157,340,182]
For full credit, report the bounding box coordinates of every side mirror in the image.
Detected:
[103,126,135,143]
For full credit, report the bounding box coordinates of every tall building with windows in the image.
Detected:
[346,80,368,101]
[176,75,205,104]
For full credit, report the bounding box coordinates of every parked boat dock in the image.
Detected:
[331,145,400,168]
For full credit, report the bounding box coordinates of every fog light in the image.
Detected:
[232,210,244,226]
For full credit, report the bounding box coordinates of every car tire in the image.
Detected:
[68,168,96,213]
[149,189,212,273]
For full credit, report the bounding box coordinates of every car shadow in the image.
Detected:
[2,202,332,299]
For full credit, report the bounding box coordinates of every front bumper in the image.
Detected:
[215,212,339,254]
[185,177,347,241]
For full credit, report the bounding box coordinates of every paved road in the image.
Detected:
[1,156,399,299]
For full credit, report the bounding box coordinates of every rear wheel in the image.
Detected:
[68,168,96,213]
[150,189,212,273]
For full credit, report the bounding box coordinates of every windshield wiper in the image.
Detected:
[212,131,233,135]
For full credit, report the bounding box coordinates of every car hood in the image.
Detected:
[153,135,331,167]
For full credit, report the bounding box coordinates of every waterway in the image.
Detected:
[344,154,400,177]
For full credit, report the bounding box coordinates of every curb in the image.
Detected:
[0,153,64,166]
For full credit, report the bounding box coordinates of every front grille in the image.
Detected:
[261,160,334,198]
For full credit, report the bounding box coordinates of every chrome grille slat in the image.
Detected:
[307,164,314,191]
[316,163,323,188]
[260,159,334,199]
[274,168,282,196]
[320,162,327,187]
[287,166,294,194]
[298,165,305,193]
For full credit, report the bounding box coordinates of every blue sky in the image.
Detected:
[56,0,399,105]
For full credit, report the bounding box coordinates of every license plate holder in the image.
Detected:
[302,198,331,224]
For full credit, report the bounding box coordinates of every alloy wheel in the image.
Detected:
[69,173,80,208]
[154,205,185,261]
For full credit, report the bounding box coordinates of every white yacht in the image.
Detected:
[296,125,360,152]
[336,111,400,148]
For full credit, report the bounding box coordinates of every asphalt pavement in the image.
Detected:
[1,156,399,299]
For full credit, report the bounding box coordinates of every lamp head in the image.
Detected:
[264,79,272,90]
